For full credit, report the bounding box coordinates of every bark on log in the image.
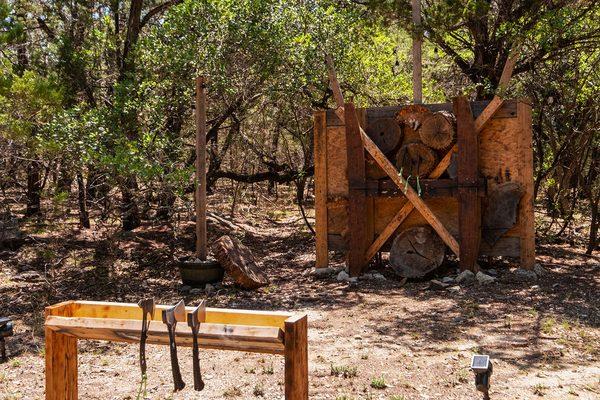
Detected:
[395,142,438,178]
[420,111,456,150]
[389,226,446,278]
[365,118,402,155]
[395,104,430,131]
[212,235,269,289]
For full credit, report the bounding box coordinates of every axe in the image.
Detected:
[187,301,207,391]
[137,298,155,376]
[162,300,186,391]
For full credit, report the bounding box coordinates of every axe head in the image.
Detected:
[162,300,186,325]
[187,300,207,328]
[138,298,155,319]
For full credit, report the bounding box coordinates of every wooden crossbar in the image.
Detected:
[46,316,285,354]
[44,301,308,400]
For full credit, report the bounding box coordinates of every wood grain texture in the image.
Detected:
[284,315,309,400]
[455,96,481,272]
[314,111,329,268]
[45,328,77,400]
[344,103,368,275]
[195,76,208,260]
[212,235,269,289]
[389,226,445,278]
[517,101,536,269]
[45,316,285,354]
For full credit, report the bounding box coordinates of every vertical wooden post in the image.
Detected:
[195,76,208,260]
[45,305,78,400]
[344,103,367,276]
[284,315,308,400]
[412,0,423,104]
[314,111,329,268]
[518,101,536,269]
[455,97,480,272]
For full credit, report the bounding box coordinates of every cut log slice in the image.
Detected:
[212,235,269,289]
[395,142,438,178]
[395,104,431,131]
[389,226,446,278]
[420,111,456,150]
[482,182,525,246]
[365,118,402,154]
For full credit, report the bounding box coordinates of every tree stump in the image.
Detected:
[0,212,24,250]
[395,143,438,178]
[365,118,402,154]
[389,226,446,278]
[419,110,456,150]
[212,235,269,289]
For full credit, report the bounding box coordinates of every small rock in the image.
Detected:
[180,285,191,292]
[337,270,350,281]
[348,277,358,283]
[533,263,546,277]
[372,273,386,281]
[312,267,336,277]
[429,279,449,290]
[515,268,537,280]
[448,285,461,292]
[455,270,475,284]
[441,276,455,284]
[190,288,203,295]
[476,271,496,285]
[204,283,215,294]
[486,269,498,276]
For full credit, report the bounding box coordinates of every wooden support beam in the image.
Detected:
[284,315,309,400]
[314,111,329,268]
[195,76,208,260]
[455,96,481,272]
[364,50,519,262]
[66,301,292,329]
[518,101,536,269]
[45,307,77,400]
[45,316,285,354]
[345,103,368,275]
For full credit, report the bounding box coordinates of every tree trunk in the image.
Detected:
[587,194,599,255]
[120,176,141,231]
[77,172,90,229]
[26,160,42,217]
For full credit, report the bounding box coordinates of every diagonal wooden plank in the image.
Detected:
[365,49,519,262]
[359,125,460,256]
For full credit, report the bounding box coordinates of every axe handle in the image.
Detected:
[166,323,186,391]
[192,326,205,391]
[139,313,149,375]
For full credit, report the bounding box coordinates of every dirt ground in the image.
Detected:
[0,196,599,400]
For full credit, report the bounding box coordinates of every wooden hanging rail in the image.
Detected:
[44,300,308,400]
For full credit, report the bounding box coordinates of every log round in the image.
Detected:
[395,104,431,131]
[365,118,402,154]
[395,142,438,178]
[389,226,446,278]
[212,235,269,289]
[419,111,456,150]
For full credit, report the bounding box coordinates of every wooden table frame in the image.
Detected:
[44,301,308,400]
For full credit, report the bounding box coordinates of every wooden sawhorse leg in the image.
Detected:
[284,315,308,400]
[45,328,78,400]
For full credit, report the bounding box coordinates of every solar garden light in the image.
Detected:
[470,354,493,399]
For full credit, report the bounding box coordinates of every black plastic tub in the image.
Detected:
[177,256,224,287]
